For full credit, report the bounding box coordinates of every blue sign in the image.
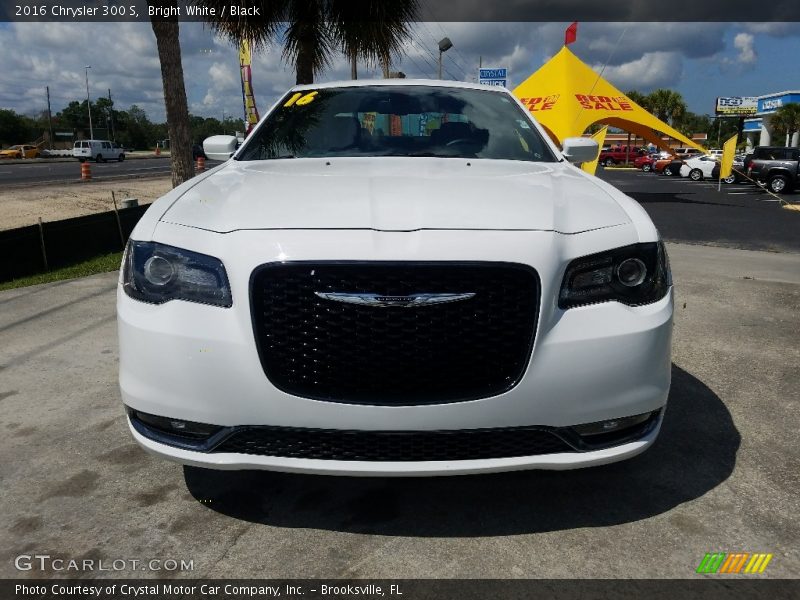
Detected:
[479,67,508,88]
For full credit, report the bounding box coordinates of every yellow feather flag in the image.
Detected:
[581,126,608,175]
[720,133,738,179]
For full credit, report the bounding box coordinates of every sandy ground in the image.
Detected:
[0,177,172,230]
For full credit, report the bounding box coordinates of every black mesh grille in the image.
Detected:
[250,262,539,405]
[212,426,573,461]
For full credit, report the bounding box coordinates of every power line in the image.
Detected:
[417,22,467,78]
[411,29,459,80]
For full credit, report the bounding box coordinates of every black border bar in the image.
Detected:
[2,1,800,22]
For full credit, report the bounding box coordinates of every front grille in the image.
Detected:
[250,262,539,405]
[211,426,573,461]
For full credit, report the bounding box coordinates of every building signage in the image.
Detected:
[715,97,758,116]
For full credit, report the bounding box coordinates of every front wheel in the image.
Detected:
[95,154,104,163]
[663,166,674,176]
[768,174,790,194]
[118,154,125,162]
[641,163,652,172]
[603,158,615,167]
[689,168,703,181]
[723,174,736,184]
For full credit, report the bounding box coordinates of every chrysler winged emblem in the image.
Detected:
[314,292,476,307]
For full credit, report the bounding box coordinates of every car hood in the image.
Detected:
[159,158,631,234]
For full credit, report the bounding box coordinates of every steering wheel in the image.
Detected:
[445,138,472,147]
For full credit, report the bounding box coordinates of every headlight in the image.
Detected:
[122,241,232,307]
[559,241,671,309]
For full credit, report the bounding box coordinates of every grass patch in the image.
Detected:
[0,251,123,291]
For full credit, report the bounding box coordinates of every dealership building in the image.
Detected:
[741,90,800,149]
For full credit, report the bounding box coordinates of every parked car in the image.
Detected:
[634,153,661,172]
[711,154,746,184]
[745,146,800,194]
[598,145,646,166]
[656,158,683,176]
[0,144,40,159]
[73,139,125,162]
[673,147,703,159]
[679,155,719,181]
[118,80,673,476]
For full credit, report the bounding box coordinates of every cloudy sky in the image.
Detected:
[0,21,798,123]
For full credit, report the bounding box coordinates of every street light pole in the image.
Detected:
[437,37,452,79]
[84,65,94,140]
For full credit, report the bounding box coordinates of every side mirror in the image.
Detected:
[562,137,599,164]
[203,135,239,162]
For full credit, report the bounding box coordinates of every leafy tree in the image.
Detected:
[0,109,35,146]
[767,103,800,146]
[201,0,419,84]
[624,90,652,111]
[646,89,687,126]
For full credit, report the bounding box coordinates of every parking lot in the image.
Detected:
[1,169,799,579]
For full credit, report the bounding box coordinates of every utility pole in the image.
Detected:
[84,65,94,140]
[108,88,115,141]
[46,86,54,149]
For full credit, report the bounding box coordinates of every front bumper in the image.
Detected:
[118,226,673,475]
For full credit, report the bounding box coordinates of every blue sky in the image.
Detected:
[0,22,797,123]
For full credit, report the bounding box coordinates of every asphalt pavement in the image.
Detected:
[1,170,798,580]
[598,167,800,253]
[0,157,172,186]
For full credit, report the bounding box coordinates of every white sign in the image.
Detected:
[715,96,758,115]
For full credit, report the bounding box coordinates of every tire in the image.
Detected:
[641,164,652,172]
[768,174,790,194]
[689,168,703,181]
[118,154,125,162]
[604,158,616,167]
[96,154,104,163]
[723,174,736,184]
[663,166,674,176]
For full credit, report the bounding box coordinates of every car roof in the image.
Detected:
[290,79,509,94]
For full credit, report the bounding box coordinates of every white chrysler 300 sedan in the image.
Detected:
[118,80,673,476]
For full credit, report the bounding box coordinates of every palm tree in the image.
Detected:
[148,0,194,187]
[625,90,652,112]
[646,89,687,126]
[767,103,800,146]
[200,0,418,84]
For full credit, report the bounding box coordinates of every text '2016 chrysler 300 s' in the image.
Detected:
[118,80,673,476]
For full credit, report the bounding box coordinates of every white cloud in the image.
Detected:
[733,32,757,65]
[593,51,683,91]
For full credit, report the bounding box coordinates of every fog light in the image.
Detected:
[129,409,221,439]
[573,412,654,436]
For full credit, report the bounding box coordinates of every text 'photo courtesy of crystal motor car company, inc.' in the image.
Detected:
[118,81,673,476]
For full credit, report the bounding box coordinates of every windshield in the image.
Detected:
[238,85,557,162]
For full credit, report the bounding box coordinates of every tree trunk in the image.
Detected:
[381,53,390,78]
[350,49,358,80]
[295,23,315,85]
[149,2,193,188]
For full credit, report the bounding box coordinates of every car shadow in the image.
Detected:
[628,192,742,208]
[183,364,739,537]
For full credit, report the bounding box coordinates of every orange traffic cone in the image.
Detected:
[196,156,206,173]
[80,162,92,181]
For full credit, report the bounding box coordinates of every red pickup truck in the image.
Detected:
[598,146,647,166]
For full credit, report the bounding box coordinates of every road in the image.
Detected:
[598,167,800,253]
[0,168,798,582]
[0,157,172,186]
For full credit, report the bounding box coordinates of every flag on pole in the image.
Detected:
[719,133,738,179]
[565,22,578,46]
